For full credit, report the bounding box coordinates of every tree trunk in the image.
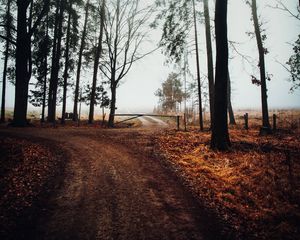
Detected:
[88,0,105,124]
[13,1,31,126]
[61,5,72,125]
[1,0,12,123]
[227,71,236,125]
[108,82,117,127]
[192,0,204,131]
[48,0,64,123]
[41,13,49,123]
[203,0,215,128]
[1,43,8,123]
[211,0,231,150]
[251,0,271,132]
[73,0,89,121]
[48,0,59,123]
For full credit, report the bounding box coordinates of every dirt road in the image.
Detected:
[1,127,219,240]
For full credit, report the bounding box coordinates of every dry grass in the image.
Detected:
[156,127,300,239]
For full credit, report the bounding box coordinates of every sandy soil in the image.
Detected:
[0,127,221,240]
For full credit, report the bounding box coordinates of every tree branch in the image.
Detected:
[0,24,17,32]
[0,34,16,45]
[267,0,300,20]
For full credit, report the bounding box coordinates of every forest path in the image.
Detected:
[139,116,169,127]
[0,127,216,240]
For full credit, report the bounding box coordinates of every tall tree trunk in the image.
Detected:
[203,0,215,128]
[192,0,204,131]
[13,0,31,126]
[108,0,121,128]
[1,0,12,123]
[48,0,60,122]
[1,43,8,123]
[88,0,105,124]
[48,0,64,123]
[12,0,49,126]
[73,0,89,121]
[108,81,117,127]
[41,13,49,123]
[227,71,236,125]
[251,0,271,132]
[211,0,231,150]
[61,5,72,125]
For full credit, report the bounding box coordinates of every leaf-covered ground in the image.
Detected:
[155,129,300,239]
[0,136,66,239]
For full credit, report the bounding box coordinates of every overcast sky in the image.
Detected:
[1,0,299,116]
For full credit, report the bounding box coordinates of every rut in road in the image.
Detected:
[2,128,219,240]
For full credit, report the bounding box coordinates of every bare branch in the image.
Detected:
[0,34,16,45]
[267,0,300,20]
[0,24,17,32]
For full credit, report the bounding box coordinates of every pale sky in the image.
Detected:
[1,0,300,116]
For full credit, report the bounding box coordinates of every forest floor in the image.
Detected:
[0,119,299,239]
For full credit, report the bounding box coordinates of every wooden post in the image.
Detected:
[273,114,277,131]
[244,113,249,130]
[176,116,180,131]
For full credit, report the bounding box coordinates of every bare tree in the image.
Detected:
[249,0,271,133]
[203,0,215,128]
[192,0,203,131]
[100,0,153,127]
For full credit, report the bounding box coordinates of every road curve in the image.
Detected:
[1,128,217,240]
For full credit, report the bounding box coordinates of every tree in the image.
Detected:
[203,0,215,128]
[29,5,51,123]
[100,0,153,127]
[82,82,110,123]
[48,0,65,123]
[192,0,203,131]
[211,0,231,150]
[0,0,14,122]
[11,0,50,126]
[156,0,205,130]
[72,0,92,121]
[287,35,300,92]
[248,0,271,133]
[268,1,300,92]
[61,0,80,124]
[155,73,185,113]
[88,0,105,124]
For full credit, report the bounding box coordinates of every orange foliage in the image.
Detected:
[156,129,300,239]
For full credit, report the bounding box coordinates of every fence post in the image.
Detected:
[176,116,180,131]
[244,113,249,130]
[273,114,277,131]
